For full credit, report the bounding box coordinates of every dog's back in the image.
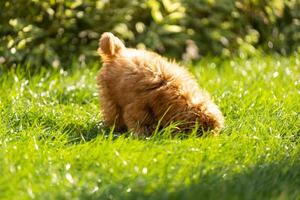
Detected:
[97,32,224,135]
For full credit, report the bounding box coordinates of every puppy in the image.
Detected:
[97,32,224,136]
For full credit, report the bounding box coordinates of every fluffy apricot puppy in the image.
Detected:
[97,32,224,136]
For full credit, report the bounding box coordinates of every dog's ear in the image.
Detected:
[99,32,125,57]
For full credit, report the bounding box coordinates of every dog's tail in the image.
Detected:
[98,32,125,59]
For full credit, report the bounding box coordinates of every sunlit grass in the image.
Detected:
[0,54,299,199]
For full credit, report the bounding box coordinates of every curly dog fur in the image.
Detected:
[97,32,224,136]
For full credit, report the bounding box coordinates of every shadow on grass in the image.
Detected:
[62,121,109,143]
[5,102,224,144]
[7,110,221,144]
[6,110,111,143]
[77,159,300,200]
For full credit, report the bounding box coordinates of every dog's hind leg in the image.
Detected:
[123,102,155,137]
[100,95,125,131]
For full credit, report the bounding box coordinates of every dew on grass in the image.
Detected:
[222,173,227,178]
[189,147,199,152]
[166,150,172,155]
[65,173,74,184]
[134,166,139,173]
[252,136,259,140]
[27,187,35,199]
[93,161,100,168]
[285,68,291,76]
[221,91,231,98]
[91,186,99,193]
[66,85,76,92]
[33,137,39,150]
[245,60,251,68]
[60,69,68,76]
[65,163,71,171]
[274,135,281,139]
[285,145,289,150]
[276,61,281,67]
[52,173,58,184]
[142,167,148,175]
[123,160,128,166]
[241,69,248,77]
[93,92,98,97]
[229,60,235,67]
[114,150,120,157]
[79,83,86,88]
[14,75,19,82]
[40,91,50,97]
[19,124,23,132]
[9,165,15,173]
[209,63,216,69]
[37,82,43,87]
[49,80,56,90]
[23,80,29,86]
[273,71,279,78]
[28,89,38,98]
[126,188,132,193]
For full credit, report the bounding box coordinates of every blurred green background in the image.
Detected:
[0,0,299,68]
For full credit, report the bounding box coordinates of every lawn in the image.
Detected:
[0,54,299,200]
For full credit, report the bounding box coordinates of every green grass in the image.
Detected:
[0,54,299,200]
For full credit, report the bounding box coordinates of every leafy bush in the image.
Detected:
[0,0,299,68]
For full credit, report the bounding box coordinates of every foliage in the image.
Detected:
[0,55,300,199]
[0,0,300,68]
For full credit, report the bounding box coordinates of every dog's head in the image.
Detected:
[190,102,224,135]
